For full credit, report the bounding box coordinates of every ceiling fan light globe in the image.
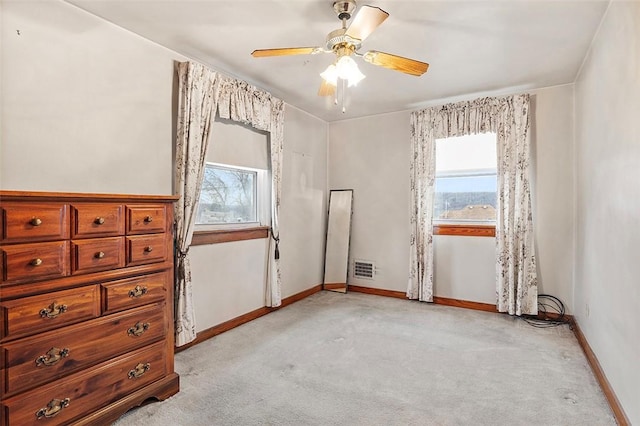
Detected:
[320,64,338,86]
[335,55,356,78]
[347,69,365,87]
[335,55,365,86]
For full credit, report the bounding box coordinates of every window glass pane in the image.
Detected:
[436,133,497,172]
[434,133,497,223]
[196,165,257,224]
[434,173,497,221]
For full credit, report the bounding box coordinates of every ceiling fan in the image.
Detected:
[251,0,429,100]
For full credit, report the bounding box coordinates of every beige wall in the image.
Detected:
[1,0,180,194]
[190,239,269,330]
[1,1,328,334]
[530,84,575,310]
[328,85,576,310]
[574,1,639,423]
[328,111,412,294]
[279,105,328,298]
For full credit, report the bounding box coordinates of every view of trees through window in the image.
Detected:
[434,133,497,223]
[434,172,497,222]
[196,164,257,224]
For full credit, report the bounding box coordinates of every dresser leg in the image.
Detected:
[69,374,180,426]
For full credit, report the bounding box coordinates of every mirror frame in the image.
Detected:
[322,189,354,293]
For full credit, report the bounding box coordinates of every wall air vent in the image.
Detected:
[353,260,375,280]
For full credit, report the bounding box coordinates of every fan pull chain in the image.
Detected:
[341,78,346,113]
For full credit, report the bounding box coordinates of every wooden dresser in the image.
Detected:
[0,191,179,425]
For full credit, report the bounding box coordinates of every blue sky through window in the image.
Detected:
[435,174,496,193]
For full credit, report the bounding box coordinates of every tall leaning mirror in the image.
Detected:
[323,189,354,293]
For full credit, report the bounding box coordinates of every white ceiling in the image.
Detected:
[65,0,609,122]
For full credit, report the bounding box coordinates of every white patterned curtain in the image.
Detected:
[216,76,284,308]
[266,101,284,307]
[174,62,219,346]
[408,109,437,302]
[495,95,537,315]
[408,94,537,315]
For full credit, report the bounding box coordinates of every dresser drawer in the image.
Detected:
[71,237,124,275]
[2,303,166,396]
[0,202,69,243]
[125,234,168,267]
[102,272,168,314]
[0,285,99,341]
[71,203,124,238]
[126,204,167,234]
[0,241,69,284]
[1,340,167,426]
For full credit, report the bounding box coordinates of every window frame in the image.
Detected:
[192,162,270,245]
[191,226,270,246]
[433,134,497,238]
[433,223,496,237]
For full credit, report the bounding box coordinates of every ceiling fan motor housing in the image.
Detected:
[326,28,361,52]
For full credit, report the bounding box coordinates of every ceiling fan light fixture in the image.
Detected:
[320,64,338,86]
[335,55,366,86]
[252,0,428,114]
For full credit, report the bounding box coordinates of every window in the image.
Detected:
[191,117,271,245]
[434,133,497,236]
[196,163,266,227]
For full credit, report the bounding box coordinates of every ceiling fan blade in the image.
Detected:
[318,80,336,97]
[345,5,389,42]
[251,47,322,57]
[362,51,429,76]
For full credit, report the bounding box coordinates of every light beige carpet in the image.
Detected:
[114,291,615,425]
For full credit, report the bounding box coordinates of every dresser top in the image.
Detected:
[0,190,180,203]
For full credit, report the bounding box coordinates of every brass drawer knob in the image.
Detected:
[36,347,70,367]
[127,321,150,337]
[35,397,70,419]
[40,302,68,319]
[144,215,153,223]
[95,251,105,259]
[30,258,43,266]
[128,362,150,379]
[30,217,43,226]
[94,217,105,225]
[128,285,148,298]
[144,246,153,253]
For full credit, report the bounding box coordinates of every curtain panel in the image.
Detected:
[408,94,538,315]
[174,63,285,346]
[408,110,437,302]
[494,95,537,315]
[174,62,219,347]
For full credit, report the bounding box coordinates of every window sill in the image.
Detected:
[433,224,495,237]
[191,226,270,246]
